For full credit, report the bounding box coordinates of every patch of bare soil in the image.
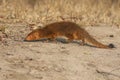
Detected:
[0,23,120,80]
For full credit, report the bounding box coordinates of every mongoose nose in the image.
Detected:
[23,39,28,42]
[23,39,33,42]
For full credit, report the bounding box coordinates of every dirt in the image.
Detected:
[0,23,120,80]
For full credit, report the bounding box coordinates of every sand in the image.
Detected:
[0,23,120,80]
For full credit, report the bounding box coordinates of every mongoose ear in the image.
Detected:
[108,43,115,48]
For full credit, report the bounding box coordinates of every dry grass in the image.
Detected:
[0,0,120,26]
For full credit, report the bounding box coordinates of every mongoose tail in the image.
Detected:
[85,34,115,49]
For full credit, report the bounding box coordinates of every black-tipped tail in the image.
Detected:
[108,43,115,48]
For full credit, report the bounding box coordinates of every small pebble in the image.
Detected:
[109,35,114,37]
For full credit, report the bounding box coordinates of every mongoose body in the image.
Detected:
[25,21,114,49]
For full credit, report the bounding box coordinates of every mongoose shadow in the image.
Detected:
[24,21,115,49]
[24,38,115,48]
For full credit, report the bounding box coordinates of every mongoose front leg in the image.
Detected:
[47,34,57,43]
[65,34,74,43]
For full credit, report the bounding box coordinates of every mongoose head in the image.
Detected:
[24,29,43,41]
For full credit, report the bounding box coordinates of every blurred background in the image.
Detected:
[0,0,120,26]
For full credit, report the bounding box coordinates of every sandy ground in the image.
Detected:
[0,23,120,80]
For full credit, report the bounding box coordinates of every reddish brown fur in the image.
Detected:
[25,21,114,49]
